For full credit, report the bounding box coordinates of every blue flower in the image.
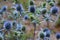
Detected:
[16,4,24,16]
[16,4,24,12]
[24,15,29,20]
[43,28,51,37]
[43,28,49,32]
[29,6,35,13]
[43,28,51,33]
[3,21,12,31]
[45,32,50,37]
[50,6,58,14]
[1,6,7,12]
[16,4,21,11]
[56,33,60,39]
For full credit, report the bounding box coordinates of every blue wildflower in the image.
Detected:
[50,6,58,14]
[16,4,24,16]
[29,6,35,13]
[43,28,51,37]
[16,4,24,12]
[24,15,29,20]
[43,28,49,32]
[45,32,50,37]
[16,4,21,11]
[43,28,50,33]
[56,33,60,39]
[3,21,12,31]
[1,6,7,12]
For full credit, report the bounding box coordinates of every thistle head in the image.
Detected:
[3,21,12,31]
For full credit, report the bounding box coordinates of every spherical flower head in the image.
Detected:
[43,28,50,34]
[45,32,50,37]
[16,4,24,12]
[3,21,12,31]
[50,6,58,14]
[1,5,7,12]
[24,15,29,20]
[16,4,21,11]
[41,8,47,14]
[43,28,49,32]
[29,6,35,13]
[56,33,60,39]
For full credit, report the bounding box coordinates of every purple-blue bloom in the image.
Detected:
[1,5,7,12]
[56,33,60,39]
[24,15,29,20]
[43,28,50,37]
[45,32,50,37]
[16,4,24,12]
[29,5,36,13]
[43,28,49,32]
[50,6,58,14]
[3,21,12,31]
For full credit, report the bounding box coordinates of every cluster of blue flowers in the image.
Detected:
[39,28,60,40]
[0,0,59,40]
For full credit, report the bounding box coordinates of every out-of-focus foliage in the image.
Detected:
[55,16,60,28]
